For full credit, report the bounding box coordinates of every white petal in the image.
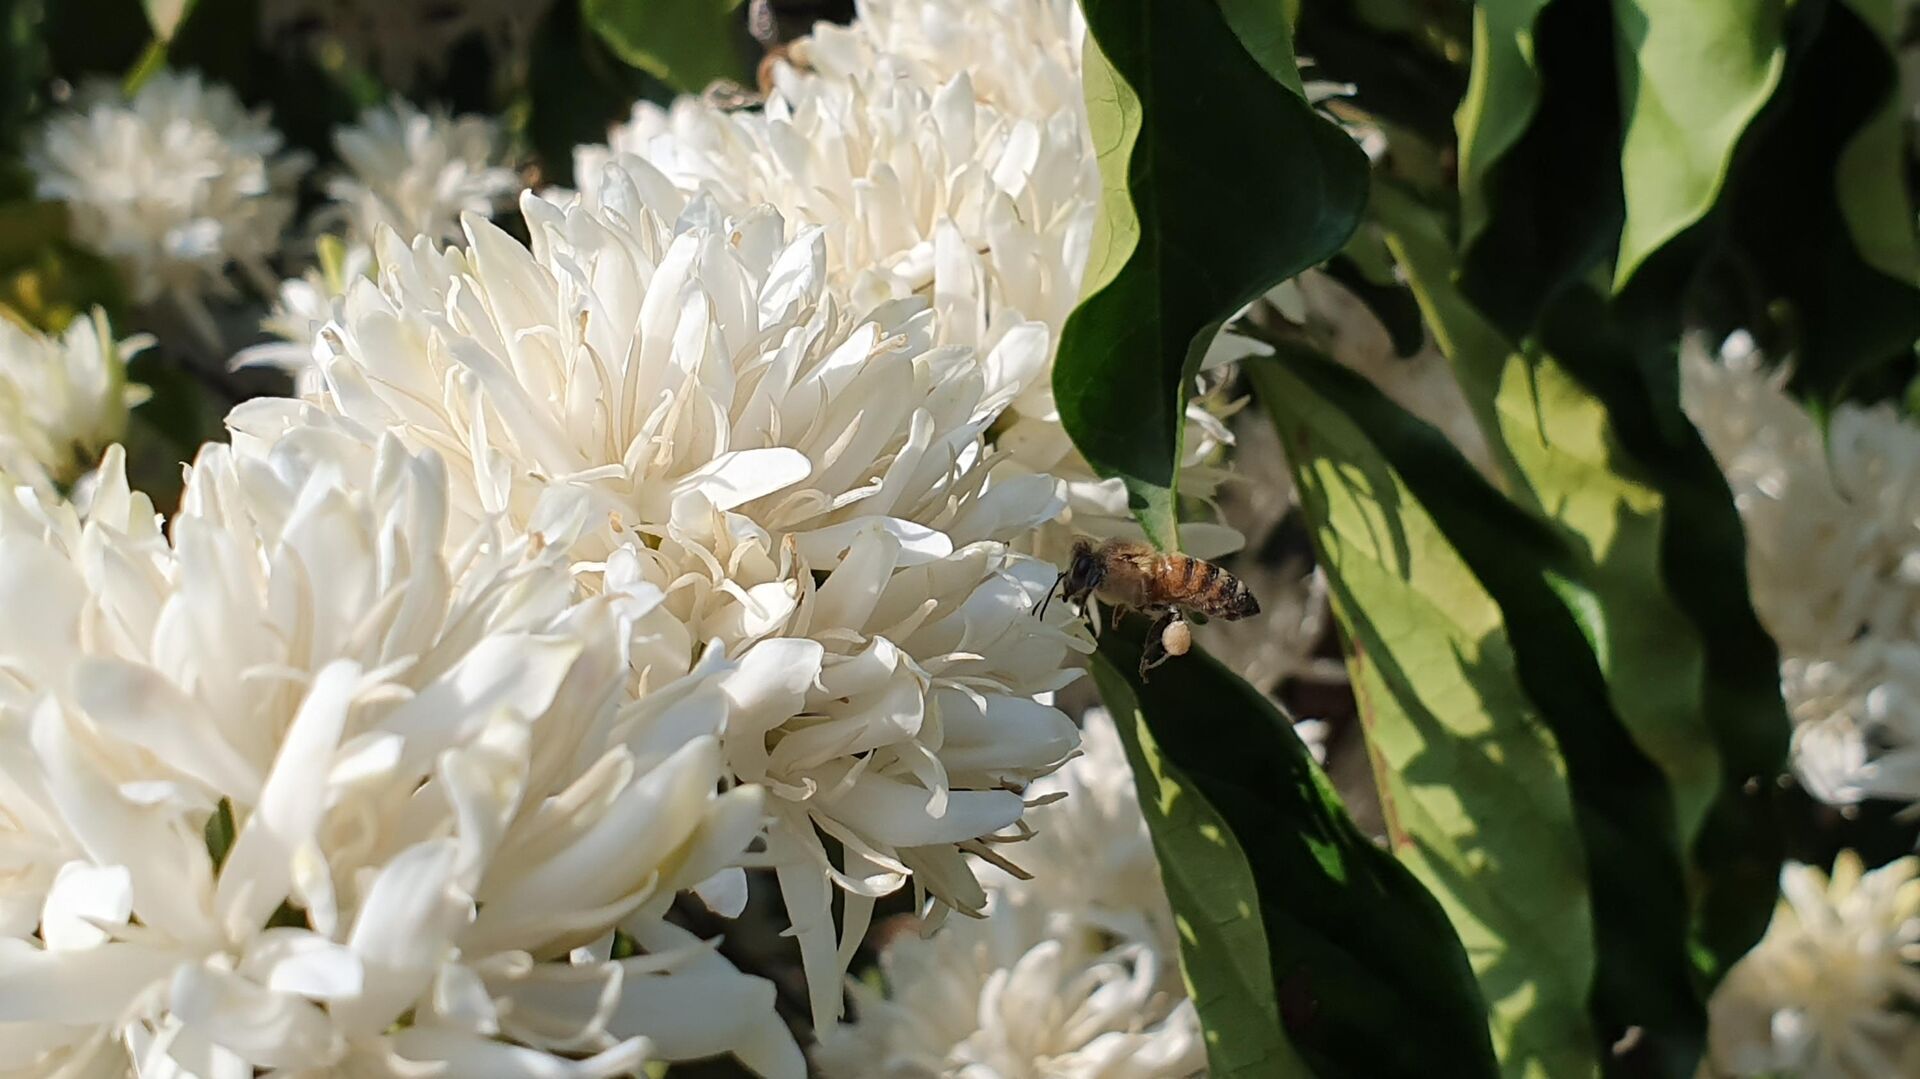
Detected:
[387,1025,653,1078]
[167,960,340,1068]
[40,861,132,951]
[72,657,263,801]
[790,518,952,569]
[336,839,467,1034]
[215,660,359,939]
[692,868,749,919]
[668,448,812,513]
[824,774,1024,847]
[0,937,179,1023]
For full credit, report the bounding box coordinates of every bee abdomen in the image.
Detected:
[1199,564,1259,620]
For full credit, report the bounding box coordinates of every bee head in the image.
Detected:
[1037,538,1102,619]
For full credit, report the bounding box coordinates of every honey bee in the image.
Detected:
[1038,538,1259,677]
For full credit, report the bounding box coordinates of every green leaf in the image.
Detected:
[1090,653,1303,1079]
[1255,341,1788,1073]
[1454,0,1624,333]
[1382,167,1790,984]
[1247,353,1601,1077]
[1324,243,1425,358]
[1055,0,1367,550]
[583,0,750,95]
[1453,0,1555,280]
[1612,0,1787,286]
[1716,0,1920,401]
[1293,0,1470,145]
[1091,632,1498,1078]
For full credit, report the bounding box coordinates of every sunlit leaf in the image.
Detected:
[583,0,749,95]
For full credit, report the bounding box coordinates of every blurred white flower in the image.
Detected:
[982,707,1176,954]
[235,235,375,395]
[814,708,1203,1078]
[1683,334,1920,806]
[0,434,802,1077]
[325,98,521,247]
[234,187,1084,1027]
[260,0,555,90]
[1706,852,1920,1078]
[242,101,517,392]
[27,70,309,343]
[0,309,149,488]
[815,901,1205,1079]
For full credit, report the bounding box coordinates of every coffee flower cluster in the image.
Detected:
[0,0,1276,1073]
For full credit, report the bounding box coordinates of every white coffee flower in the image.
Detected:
[27,70,309,342]
[260,0,555,90]
[1706,852,1920,1078]
[982,707,1176,953]
[574,55,1095,427]
[325,98,522,247]
[1683,334,1920,806]
[815,899,1206,1079]
[236,186,1085,1026]
[814,709,1203,1078]
[572,0,1250,560]
[802,0,1087,120]
[0,309,150,488]
[0,434,803,1077]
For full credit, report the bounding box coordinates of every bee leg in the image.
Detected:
[1139,609,1177,680]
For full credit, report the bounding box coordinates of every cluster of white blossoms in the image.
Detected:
[245,98,523,386]
[572,0,1246,562]
[4,1,1268,1072]
[813,708,1204,1078]
[1686,337,1920,1076]
[1683,333,1920,807]
[0,310,149,489]
[1705,852,1920,1077]
[230,179,1087,1031]
[27,70,310,344]
[0,435,803,1075]
[323,98,522,249]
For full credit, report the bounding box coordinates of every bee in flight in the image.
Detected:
[1038,538,1259,678]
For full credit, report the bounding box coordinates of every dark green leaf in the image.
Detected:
[1054,0,1367,549]
[1247,352,1600,1076]
[583,0,751,95]
[1090,651,1303,1078]
[1293,0,1470,144]
[527,0,671,188]
[1715,0,1920,402]
[1454,0,1622,334]
[1254,348,1751,1075]
[0,200,68,267]
[1092,629,1498,1079]
[1386,119,1792,1017]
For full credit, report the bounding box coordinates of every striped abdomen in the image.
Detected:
[1156,553,1260,620]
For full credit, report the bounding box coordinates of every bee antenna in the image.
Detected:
[1036,570,1066,619]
